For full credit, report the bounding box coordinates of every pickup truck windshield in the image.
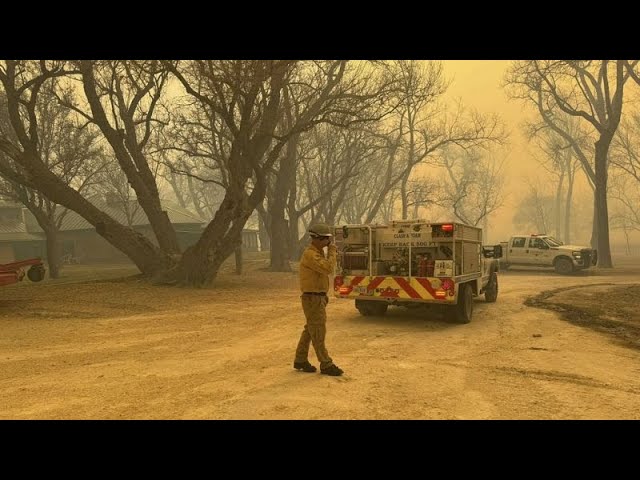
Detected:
[545,236,563,247]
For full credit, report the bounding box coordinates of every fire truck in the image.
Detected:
[332,220,502,323]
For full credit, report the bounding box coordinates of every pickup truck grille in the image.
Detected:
[580,249,596,266]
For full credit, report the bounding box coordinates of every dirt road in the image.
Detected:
[1,263,639,419]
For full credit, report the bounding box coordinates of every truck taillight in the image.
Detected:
[441,224,454,232]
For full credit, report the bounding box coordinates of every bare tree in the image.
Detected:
[404,176,440,220]
[289,124,382,259]
[158,90,229,220]
[624,61,640,87]
[385,61,448,219]
[364,97,506,223]
[524,117,584,243]
[512,180,554,234]
[335,126,402,224]
[609,172,640,235]
[157,60,293,285]
[610,112,640,184]
[608,113,640,236]
[435,146,506,226]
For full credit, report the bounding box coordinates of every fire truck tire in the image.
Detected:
[485,272,498,303]
[355,300,388,316]
[454,283,473,324]
[27,265,46,282]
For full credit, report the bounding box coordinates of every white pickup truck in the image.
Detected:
[499,234,597,274]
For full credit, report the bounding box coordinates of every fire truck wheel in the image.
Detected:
[485,272,498,303]
[27,265,46,282]
[355,300,388,316]
[454,284,473,324]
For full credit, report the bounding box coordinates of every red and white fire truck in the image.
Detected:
[333,220,502,323]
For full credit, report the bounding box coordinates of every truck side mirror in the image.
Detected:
[493,245,503,259]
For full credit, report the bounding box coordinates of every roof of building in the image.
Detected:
[0,199,261,238]
[0,232,43,242]
[0,219,26,235]
[0,212,41,241]
[22,200,206,233]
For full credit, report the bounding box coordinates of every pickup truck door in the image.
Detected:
[508,236,530,264]
[529,237,553,265]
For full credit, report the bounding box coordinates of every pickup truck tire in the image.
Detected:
[454,283,473,324]
[554,257,574,275]
[355,299,388,316]
[485,272,498,303]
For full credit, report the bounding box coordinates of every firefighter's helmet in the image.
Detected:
[308,223,333,237]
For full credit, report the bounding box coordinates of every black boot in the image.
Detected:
[320,364,344,376]
[293,361,317,373]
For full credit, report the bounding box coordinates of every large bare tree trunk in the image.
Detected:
[590,195,598,249]
[256,205,271,252]
[157,185,257,286]
[564,174,574,244]
[594,138,613,267]
[288,210,303,261]
[401,173,409,220]
[622,225,631,255]
[269,185,292,271]
[45,228,61,279]
[270,218,292,272]
[234,246,242,275]
[554,171,564,240]
[268,132,299,271]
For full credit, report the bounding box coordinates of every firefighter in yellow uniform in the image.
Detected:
[293,223,344,376]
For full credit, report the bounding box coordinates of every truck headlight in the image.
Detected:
[572,251,581,258]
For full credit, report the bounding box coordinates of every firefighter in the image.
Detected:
[293,223,344,376]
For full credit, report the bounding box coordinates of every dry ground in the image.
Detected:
[1,254,640,419]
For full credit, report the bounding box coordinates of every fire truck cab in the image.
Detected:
[333,220,502,323]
